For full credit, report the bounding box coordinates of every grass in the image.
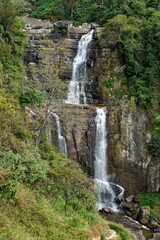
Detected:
[0,186,109,240]
[139,193,160,219]
[108,222,136,240]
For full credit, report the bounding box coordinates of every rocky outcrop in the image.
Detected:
[55,105,97,176]
[107,100,152,193]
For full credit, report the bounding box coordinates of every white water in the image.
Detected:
[66,30,94,105]
[50,112,67,156]
[94,108,124,211]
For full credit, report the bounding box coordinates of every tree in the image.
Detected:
[48,159,95,216]
[0,0,16,31]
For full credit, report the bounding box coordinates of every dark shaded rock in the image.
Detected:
[132,209,140,220]
[139,207,151,225]
[126,202,133,210]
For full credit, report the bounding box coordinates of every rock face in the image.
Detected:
[108,101,152,193]
[55,105,97,176]
[94,40,160,193]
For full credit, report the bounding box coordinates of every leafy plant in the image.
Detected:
[19,87,43,108]
[0,150,48,200]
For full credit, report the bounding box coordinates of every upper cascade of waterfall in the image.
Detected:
[94,107,124,212]
[66,30,94,105]
[50,112,67,156]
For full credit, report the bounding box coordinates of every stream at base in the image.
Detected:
[100,212,153,240]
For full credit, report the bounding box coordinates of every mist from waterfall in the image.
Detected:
[66,30,94,105]
[94,108,124,211]
[50,112,67,156]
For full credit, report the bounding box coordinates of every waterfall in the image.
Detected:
[66,30,94,105]
[50,112,67,156]
[94,108,124,211]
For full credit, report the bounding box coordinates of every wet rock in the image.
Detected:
[139,207,151,225]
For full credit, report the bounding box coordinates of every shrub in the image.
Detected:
[0,25,4,34]
[0,149,48,200]
[19,87,43,107]
[148,135,160,157]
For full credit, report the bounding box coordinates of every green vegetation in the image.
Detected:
[0,144,107,239]
[100,2,160,110]
[0,1,109,239]
[139,193,160,219]
[108,222,136,240]
[148,114,160,157]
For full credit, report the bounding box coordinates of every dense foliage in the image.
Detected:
[100,3,160,109]
[148,114,160,157]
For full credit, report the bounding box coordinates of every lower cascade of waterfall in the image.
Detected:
[50,112,67,156]
[66,30,94,105]
[94,107,124,212]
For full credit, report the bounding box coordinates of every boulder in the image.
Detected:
[91,23,100,29]
[139,206,151,225]
[147,217,160,229]
[126,195,135,203]
[32,25,43,29]
[134,195,140,203]
[125,202,133,210]
[150,233,160,240]
[53,21,73,29]
[68,26,89,39]
[82,22,91,29]
[103,208,114,214]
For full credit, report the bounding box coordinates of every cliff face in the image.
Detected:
[95,41,160,194]
[24,18,160,194]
